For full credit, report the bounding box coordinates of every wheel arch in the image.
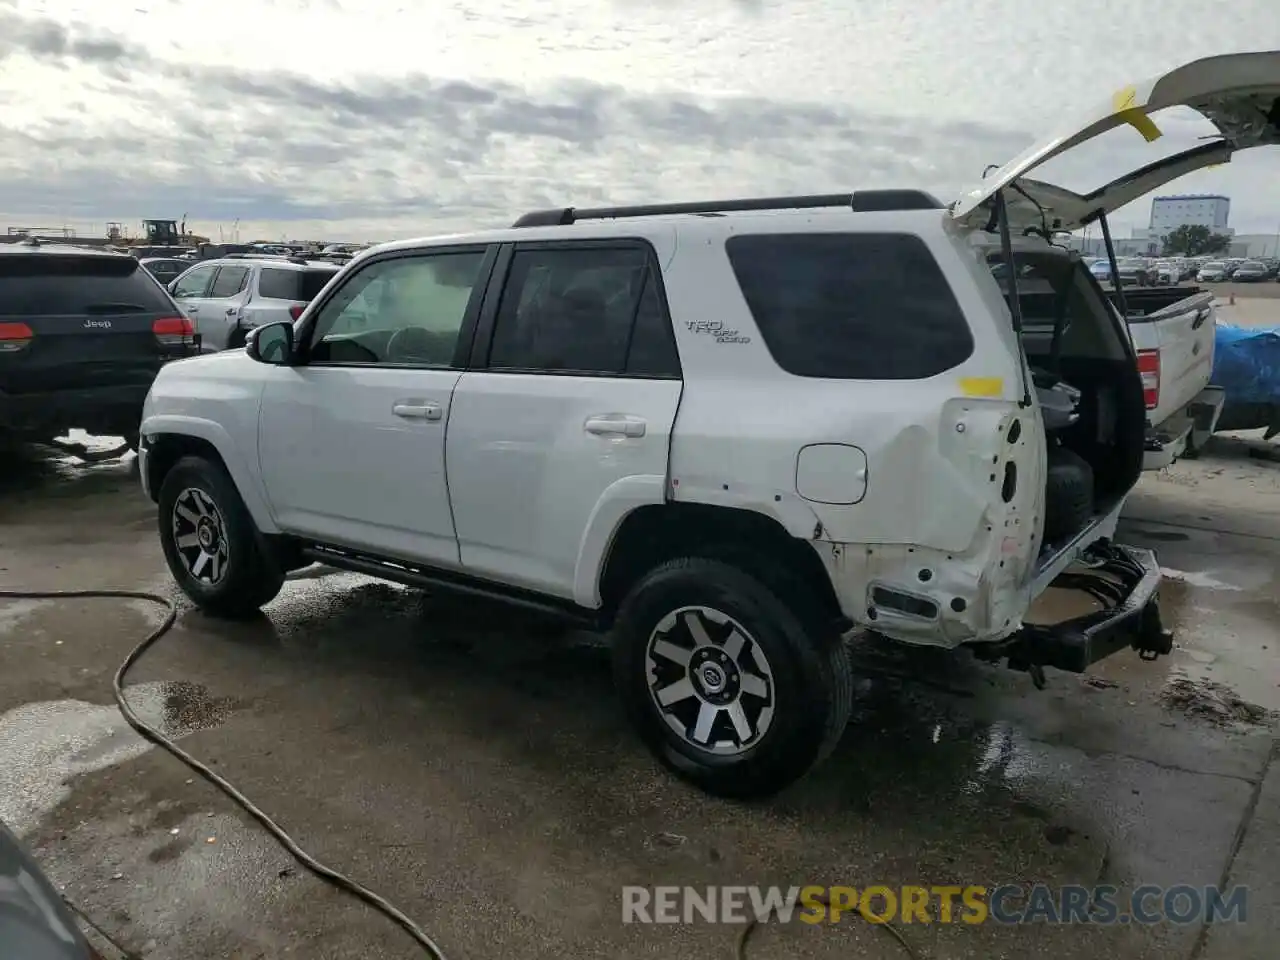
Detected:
[593,501,846,629]
[141,415,279,534]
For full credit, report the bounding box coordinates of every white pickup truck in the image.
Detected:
[1116,286,1223,467]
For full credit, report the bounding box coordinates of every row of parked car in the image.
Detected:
[1085,254,1280,287]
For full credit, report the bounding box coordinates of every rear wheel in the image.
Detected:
[612,557,853,799]
[158,455,283,617]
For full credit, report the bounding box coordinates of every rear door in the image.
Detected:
[0,252,187,396]
[446,237,683,603]
[952,50,1280,232]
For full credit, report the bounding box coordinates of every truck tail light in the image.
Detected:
[289,304,305,320]
[1136,348,1160,410]
[0,321,33,353]
[153,315,194,347]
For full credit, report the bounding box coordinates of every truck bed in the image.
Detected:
[1106,285,1205,318]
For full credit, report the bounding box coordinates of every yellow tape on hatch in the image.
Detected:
[1111,85,1162,143]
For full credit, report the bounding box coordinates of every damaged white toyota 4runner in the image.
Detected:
[138,52,1280,797]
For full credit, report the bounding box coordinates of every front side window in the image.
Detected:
[208,265,249,298]
[306,250,487,366]
[172,265,216,299]
[725,233,974,380]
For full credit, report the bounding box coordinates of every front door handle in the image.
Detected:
[225,307,238,316]
[585,414,646,438]
[186,306,200,314]
[393,401,443,421]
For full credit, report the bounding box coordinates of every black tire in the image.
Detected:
[1044,446,1095,542]
[157,455,284,618]
[612,557,853,799]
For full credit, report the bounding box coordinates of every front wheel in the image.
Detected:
[157,455,284,618]
[612,557,853,799]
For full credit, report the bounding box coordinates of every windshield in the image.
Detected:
[1202,262,1225,270]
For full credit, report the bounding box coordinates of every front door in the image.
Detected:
[169,263,218,336]
[257,245,496,566]
[446,238,684,603]
[200,264,252,348]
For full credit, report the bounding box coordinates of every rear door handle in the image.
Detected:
[585,415,646,438]
[392,401,443,421]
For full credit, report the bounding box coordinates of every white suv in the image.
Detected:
[138,52,1279,796]
[167,256,341,351]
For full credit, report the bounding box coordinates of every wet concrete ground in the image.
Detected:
[1,439,1278,960]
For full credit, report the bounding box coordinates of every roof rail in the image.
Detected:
[222,252,313,265]
[510,190,945,228]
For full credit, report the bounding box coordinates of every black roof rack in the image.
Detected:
[510,190,945,228]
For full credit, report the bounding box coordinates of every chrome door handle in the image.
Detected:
[392,401,442,421]
[585,415,646,438]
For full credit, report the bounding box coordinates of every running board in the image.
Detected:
[297,544,602,628]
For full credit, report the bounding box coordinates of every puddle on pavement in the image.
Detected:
[0,680,237,837]
[1117,519,1280,719]
[0,431,136,502]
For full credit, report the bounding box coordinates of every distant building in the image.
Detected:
[1149,194,1231,234]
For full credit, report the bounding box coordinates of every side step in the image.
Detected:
[298,544,602,628]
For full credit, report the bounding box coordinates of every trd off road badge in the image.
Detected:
[685,319,750,345]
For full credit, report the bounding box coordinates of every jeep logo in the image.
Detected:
[83,319,112,329]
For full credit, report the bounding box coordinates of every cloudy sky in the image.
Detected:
[0,0,1278,244]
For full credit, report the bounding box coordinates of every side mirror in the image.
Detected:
[245,321,294,364]
[167,280,179,295]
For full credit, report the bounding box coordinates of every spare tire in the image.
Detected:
[1044,447,1095,542]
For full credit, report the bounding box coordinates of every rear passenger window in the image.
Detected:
[489,246,657,375]
[257,269,300,300]
[209,265,249,298]
[725,234,974,380]
[624,274,681,378]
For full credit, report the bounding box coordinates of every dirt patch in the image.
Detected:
[1160,676,1276,728]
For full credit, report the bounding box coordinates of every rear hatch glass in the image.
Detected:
[0,255,174,316]
[0,254,178,393]
[258,267,337,302]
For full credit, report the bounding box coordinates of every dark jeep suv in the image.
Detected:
[0,240,197,447]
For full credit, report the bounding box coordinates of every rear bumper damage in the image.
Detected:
[972,540,1173,684]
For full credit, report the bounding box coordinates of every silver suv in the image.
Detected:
[167,256,340,351]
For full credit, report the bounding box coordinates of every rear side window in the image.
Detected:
[725,233,974,380]
[489,246,663,375]
[258,267,336,301]
[0,255,174,316]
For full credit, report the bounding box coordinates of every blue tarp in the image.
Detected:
[1211,323,1280,405]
